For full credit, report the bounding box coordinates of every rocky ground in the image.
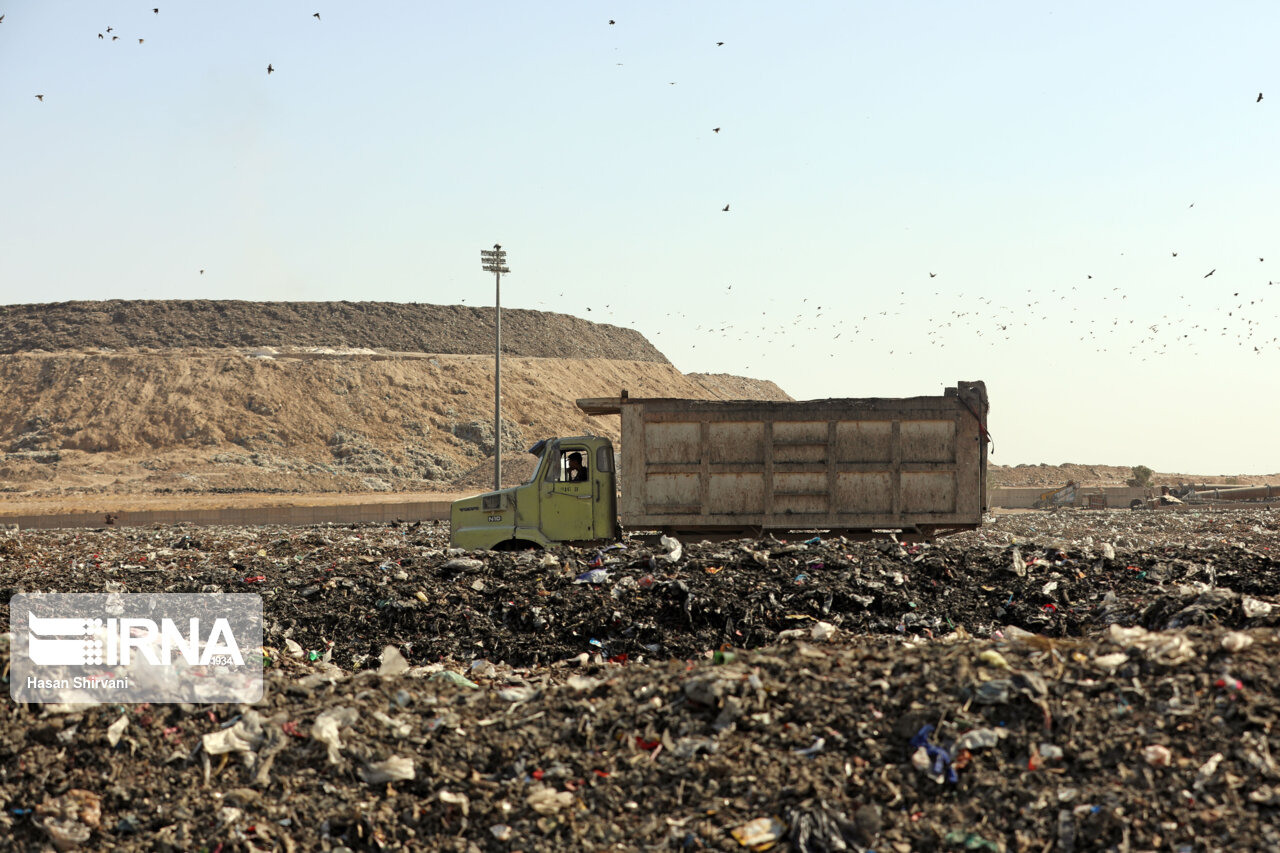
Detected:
[2,507,1279,851]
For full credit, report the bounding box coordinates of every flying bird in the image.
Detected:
[712,127,720,133]
[153,7,158,13]
[1172,252,1177,257]
[138,38,143,43]
[35,94,43,101]
[106,26,112,31]
[722,204,730,211]
[608,19,615,24]
[0,15,5,23]
[267,63,274,74]
[112,35,118,40]
[98,32,103,38]
[313,12,320,19]
[929,272,936,278]
[1259,92,1264,102]
[1204,269,1215,278]
[716,41,724,46]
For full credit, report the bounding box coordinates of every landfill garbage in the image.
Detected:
[428,670,480,689]
[34,789,101,851]
[358,756,416,784]
[105,714,128,748]
[658,534,683,563]
[809,621,837,642]
[731,816,786,847]
[378,644,410,676]
[438,789,470,815]
[310,706,359,764]
[944,829,1002,851]
[0,509,1279,850]
[525,785,575,815]
[910,724,958,784]
[953,727,1005,752]
[977,649,1011,670]
[1108,623,1197,665]
[201,713,264,755]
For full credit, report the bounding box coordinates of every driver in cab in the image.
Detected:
[565,452,588,483]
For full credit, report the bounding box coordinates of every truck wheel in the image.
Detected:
[494,539,541,551]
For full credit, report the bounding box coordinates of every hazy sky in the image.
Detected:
[2,2,1277,473]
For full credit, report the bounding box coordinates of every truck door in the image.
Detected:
[540,443,595,542]
[592,442,619,539]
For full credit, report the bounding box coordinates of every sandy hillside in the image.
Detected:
[988,462,1278,488]
[0,300,795,508]
[0,350,789,503]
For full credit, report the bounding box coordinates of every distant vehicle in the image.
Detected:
[1034,481,1078,509]
[449,381,990,548]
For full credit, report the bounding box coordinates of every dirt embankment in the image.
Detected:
[989,463,1278,488]
[0,300,670,362]
[0,350,790,505]
[0,300,793,508]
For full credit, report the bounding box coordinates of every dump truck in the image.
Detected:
[449,381,989,549]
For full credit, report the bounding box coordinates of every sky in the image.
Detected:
[1,2,1277,474]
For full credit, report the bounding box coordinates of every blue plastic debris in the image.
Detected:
[910,724,958,783]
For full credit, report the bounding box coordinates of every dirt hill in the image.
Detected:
[0,300,797,503]
[988,462,1277,488]
[0,350,790,500]
[0,300,669,362]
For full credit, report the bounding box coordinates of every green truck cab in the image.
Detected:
[449,435,620,550]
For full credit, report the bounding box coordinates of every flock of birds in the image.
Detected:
[16,6,319,100]
[644,257,1278,367]
[11,9,1276,365]
[591,20,1280,366]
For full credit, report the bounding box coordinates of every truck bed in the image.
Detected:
[579,381,988,539]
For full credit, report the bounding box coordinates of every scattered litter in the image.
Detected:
[2,509,1278,849]
[358,756,416,784]
[731,816,786,847]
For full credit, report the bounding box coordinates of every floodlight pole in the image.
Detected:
[480,244,510,491]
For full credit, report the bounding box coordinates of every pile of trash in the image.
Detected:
[0,507,1277,850]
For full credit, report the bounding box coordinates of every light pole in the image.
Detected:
[480,244,510,491]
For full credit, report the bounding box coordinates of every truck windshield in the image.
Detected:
[525,440,552,484]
